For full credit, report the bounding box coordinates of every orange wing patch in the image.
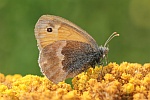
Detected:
[58,24,92,44]
[34,15,98,51]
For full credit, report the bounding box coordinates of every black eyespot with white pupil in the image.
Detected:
[47,28,52,32]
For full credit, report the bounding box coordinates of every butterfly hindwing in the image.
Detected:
[39,40,99,83]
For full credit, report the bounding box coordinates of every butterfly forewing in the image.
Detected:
[34,15,98,51]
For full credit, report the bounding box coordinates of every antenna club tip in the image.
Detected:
[116,34,119,36]
[113,32,119,36]
[113,32,117,34]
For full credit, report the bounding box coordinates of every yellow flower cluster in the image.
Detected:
[0,62,150,100]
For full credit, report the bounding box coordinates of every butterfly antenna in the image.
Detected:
[104,32,119,47]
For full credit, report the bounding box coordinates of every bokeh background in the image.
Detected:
[0,0,150,76]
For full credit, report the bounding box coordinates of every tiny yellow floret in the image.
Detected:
[1,62,150,100]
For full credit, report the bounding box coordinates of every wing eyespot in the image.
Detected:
[47,28,53,32]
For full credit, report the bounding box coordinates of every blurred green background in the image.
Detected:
[0,0,150,76]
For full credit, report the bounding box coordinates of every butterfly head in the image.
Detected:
[98,46,109,60]
[98,32,119,64]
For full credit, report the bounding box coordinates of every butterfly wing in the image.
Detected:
[34,15,98,51]
[39,40,98,84]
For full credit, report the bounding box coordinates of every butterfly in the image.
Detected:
[34,15,119,84]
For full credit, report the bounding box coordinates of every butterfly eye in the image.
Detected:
[47,28,52,32]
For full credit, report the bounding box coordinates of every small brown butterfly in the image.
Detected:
[34,15,119,84]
